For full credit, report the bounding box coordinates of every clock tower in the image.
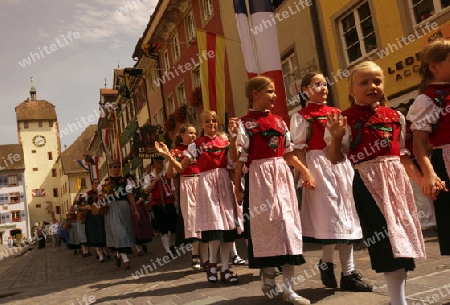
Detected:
[15,79,61,226]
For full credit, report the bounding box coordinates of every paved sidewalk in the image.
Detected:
[0,230,449,305]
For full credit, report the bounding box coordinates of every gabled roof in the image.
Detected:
[61,125,97,174]
[15,100,57,121]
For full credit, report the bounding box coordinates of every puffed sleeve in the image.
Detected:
[406,94,440,132]
[290,112,309,150]
[183,142,198,160]
[399,112,410,156]
[236,119,250,163]
[125,179,136,194]
[283,121,294,154]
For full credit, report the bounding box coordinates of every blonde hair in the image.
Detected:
[245,76,273,102]
[200,110,226,137]
[348,61,388,106]
[418,39,450,92]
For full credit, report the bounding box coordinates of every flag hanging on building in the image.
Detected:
[77,159,90,171]
[196,29,226,124]
[233,0,289,124]
[89,155,99,181]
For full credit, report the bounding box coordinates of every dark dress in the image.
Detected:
[85,189,107,247]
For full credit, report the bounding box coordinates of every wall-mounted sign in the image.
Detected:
[387,52,421,82]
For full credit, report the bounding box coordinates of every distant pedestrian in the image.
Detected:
[49,218,60,251]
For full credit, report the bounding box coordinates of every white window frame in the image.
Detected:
[167,95,176,115]
[162,49,170,73]
[200,0,214,23]
[185,11,196,42]
[192,66,201,88]
[338,1,377,65]
[281,51,300,104]
[409,0,450,25]
[177,83,187,105]
[172,34,180,61]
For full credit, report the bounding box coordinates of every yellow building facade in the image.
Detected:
[316,0,450,109]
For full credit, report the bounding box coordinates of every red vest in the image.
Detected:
[195,135,229,172]
[342,105,401,164]
[150,173,174,206]
[299,103,337,150]
[240,110,287,161]
[171,144,200,176]
[422,83,450,146]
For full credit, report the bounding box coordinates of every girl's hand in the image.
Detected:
[326,111,347,139]
[228,117,239,137]
[235,188,244,206]
[421,173,448,200]
[154,142,171,157]
[301,169,316,190]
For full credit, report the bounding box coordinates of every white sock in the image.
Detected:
[120,253,129,263]
[337,244,354,276]
[384,269,407,305]
[262,267,276,287]
[231,242,238,257]
[321,244,335,263]
[281,264,295,292]
[95,247,104,260]
[160,234,171,253]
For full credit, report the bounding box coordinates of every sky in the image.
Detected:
[0,0,158,150]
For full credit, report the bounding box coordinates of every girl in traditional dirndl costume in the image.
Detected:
[156,111,239,285]
[407,39,450,255]
[230,76,315,305]
[327,61,426,305]
[98,161,136,270]
[168,124,208,271]
[290,72,372,292]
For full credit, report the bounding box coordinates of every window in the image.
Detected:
[282,51,301,108]
[9,192,20,203]
[32,168,38,171]
[32,189,45,197]
[48,152,53,160]
[410,0,450,24]
[52,168,57,177]
[339,2,377,64]
[167,95,176,114]
[7,175,18,186]
[38,121,43,127]
[32,150,36,153]
[0,194,8,203]
[162,50,170,73]
[55,206,61,214]
[192,66,201,88]
[200,0,214,22]
[172,34,180,61]
[48,120,53,127]
[11,211,21,222]
[18,174,23,185]
[36,204,41,208]
[24,122,29,128]
[185,12,196,42]
[53,188,58,197]
[0,176,7,187]
[177,83,187,105]
[159,109,164,124]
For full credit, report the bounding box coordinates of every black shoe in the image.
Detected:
[340,270,373,292]
[105,254,111,260]
[318,260,337,288]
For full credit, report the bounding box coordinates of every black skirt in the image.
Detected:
[353,170,415,273]
[85,213,106,247]
[431,148,450,255]
[152,204,177,234]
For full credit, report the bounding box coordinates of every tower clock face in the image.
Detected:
[32,135,46,147]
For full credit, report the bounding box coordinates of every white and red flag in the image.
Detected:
[233,0,289,123]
